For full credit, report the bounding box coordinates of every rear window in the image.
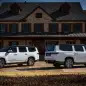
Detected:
[28,47,36,52]
[74,45,84,52]
[59,44,72,51]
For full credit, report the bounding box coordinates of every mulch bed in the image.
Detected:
[0,74,86,86]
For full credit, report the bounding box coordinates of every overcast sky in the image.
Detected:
[0,0,86,10]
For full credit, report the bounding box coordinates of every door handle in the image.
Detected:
[25,53,27,55]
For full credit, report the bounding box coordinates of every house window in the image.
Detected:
[34,23,44,33]
[62,23,71,34]
[49,23,58,33]
[36,13,42,18]
[73,23,82,33]
[22,23,31,33]
[0,24,8,33]
[9,41,19,46]
[9,24,18,33]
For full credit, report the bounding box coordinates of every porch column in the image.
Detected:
[18,23,22,32]
[31,23,34,32]
[82,23,85,33]
[58,23,62,33]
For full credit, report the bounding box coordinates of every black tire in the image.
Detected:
[84,64,86,67]
[17,64,23,66]
[27,58,35,66]
[0,59,5,68]
[65,58,73,68]
[53,62,60,68]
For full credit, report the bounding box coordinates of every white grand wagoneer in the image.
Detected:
[0,45,39,68]
[45,44,86,68]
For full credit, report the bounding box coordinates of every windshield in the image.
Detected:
[0,47,9,52]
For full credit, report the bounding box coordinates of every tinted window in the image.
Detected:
[60,44,72,51]
[28,47,36,52]
[74,45,83,52]
[19,47,27,52]
[46,44,55,51]
[10,47,17,53]
[0,47,9,52]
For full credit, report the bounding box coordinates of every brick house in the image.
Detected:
[0,2,86,60]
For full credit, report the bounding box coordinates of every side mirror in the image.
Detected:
[7,50,12,53]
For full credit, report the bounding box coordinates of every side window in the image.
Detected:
[19,47,27,52]
[9,47,17,53]
[74,45,84,52]
[59,44,72,51]
[28,47,36,52]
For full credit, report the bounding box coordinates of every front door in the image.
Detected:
[6,47,18,63]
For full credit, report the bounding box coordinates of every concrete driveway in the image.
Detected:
[0,61,86,73]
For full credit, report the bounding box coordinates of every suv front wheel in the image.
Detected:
[27,57,35,66]
[65,58,73,68]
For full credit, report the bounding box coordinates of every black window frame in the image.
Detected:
[22,23,31,33]
[49,23,58,34]
[9,47,17,53]
[19,46,27,52]
[36,13,42,18]
[9,24,18,33]
[62,23,71,34]
[73,23,82,33]
[0,24,8,33]
[28,47,36,52]
[74,45,84,52]
[59,44,73,51]
[34,23,44,33]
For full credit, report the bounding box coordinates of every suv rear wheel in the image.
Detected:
[27,57,35,66]
[65,58,73,68]
[0,59,5,68]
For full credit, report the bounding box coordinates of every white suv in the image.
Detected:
[0,46,39,68]
[45,44,86,68]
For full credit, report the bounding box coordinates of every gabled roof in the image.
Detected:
[0,2,86,22]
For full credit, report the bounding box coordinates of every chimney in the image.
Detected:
[10,3,22,15]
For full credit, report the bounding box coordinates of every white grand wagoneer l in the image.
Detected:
[0,45,39,68]
[45,44,86,68]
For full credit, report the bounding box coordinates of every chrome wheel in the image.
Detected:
[0,59,5,68]
[27,58,35,66]
[65,59,73,68]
